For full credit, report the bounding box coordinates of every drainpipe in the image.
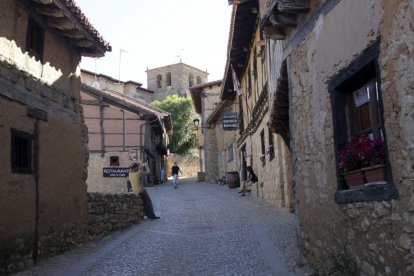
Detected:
[139,119,146,161]
[27,107,47,262]
[32,119,40,262]
[120,109,125,151]
[100,98,105,157]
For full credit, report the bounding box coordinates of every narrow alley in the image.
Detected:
[16,180,300,276]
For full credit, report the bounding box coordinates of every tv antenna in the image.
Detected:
[119,48,128,83]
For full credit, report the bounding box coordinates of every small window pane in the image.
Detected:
[110,156,119,166]
[11,129,33,174]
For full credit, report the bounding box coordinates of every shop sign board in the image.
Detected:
[222,112,238,131]
[103,167,130,177]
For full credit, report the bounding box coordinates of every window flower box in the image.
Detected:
[342,169,365,188]
[259,154,266,166]
[362,164,387,184]
[337,132,386,188]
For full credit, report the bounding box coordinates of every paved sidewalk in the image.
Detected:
[16,179,302,276]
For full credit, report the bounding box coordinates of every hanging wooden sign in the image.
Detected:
[222,112,239,130]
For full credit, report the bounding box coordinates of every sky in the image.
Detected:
[75,0,233,88]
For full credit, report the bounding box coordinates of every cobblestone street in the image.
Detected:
[16,179,301,276]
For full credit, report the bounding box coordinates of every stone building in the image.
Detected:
[0,0,110,273]
[81,81,172,193]
[258,0,414,274]
[207,0,295,210]
[146,62,209,100]
[189,80,222,182]
[205,99,240,184]
[81,69,154,103]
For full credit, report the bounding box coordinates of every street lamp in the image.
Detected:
[192,118,204,181]
[193,118,200,129]
[193,118,214,129]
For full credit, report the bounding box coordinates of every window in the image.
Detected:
[166,72,171,86]
[253,46,257,80]
[238,95,244,134]
[156,74,162,88]
[11,129,33,174]
[260,129,265,166]
[329,41,398,203]
[26,17,44,61]
[110,156,119,166]
[227,144,234,162]
[247,67,252,97]
[189,73,194,87]
[268,127,275,160]
[197,76,202,85]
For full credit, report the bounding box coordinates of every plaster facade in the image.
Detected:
[235,26,295,210]
[268,0,414,274]
[0,0,110,273]
[81,82,171,192]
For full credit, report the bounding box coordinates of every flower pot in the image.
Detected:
[362,164,387,183]
[343,169,365,188]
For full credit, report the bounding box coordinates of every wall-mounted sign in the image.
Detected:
[353,85,370,107]
[103,167,130,177]
[128,150,138,161]
[222,112,238,131]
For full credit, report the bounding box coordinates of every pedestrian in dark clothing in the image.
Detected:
[171,162,182,188]
[239,166,258,196]
[129,162,159,219]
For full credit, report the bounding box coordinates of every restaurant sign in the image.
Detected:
[103,167,130,177]
[222,112,239,131]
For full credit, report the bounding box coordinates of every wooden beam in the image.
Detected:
[32,0,53,4]
[34,5,65,17]
[70,39,94,48]
[48,0,107,55]
[269,12,297,27]
[263,25,286,40]
[278,0,310,13]
[60,28,84,39]
[46,17,75,30]
[229,0,249,4]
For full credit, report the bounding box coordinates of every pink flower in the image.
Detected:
[337,133,385,174]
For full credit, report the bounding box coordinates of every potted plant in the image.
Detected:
[266,145,275,159]
[337,133,386,188]
[360,137,387,184]
[259,154,266,166]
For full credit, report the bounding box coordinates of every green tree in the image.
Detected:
[152,95,197,154]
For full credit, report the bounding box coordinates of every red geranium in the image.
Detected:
[337,132,385,174]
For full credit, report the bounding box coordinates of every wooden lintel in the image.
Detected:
[31,0,53,4]
[71,39,94,48]
[269,13,297,27]
[230,0,249,4]
[34,6,65,17]
[60,28,84,39]
[47,17,75,30]
[263,25,286,40]
[278,0,310,13]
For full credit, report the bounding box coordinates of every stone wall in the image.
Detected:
[0,192,144,274]
[249,120,294,211]
[87,193,144,236]
[0,1,89,274]
[87,153,131,194]
[288,0,414,274]
[166,153,199,177]
[147,63,209,100]
[204,128,219,183]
